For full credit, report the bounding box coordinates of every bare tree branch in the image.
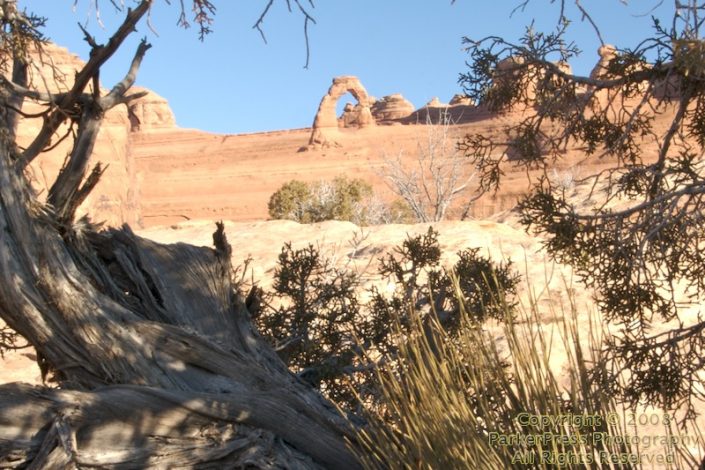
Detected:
[381,109,476,222]
[18,0,153,169]
[252,0,316,68]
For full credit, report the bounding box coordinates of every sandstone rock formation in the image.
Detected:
[371,93,415,121]
[308,76,375,148]
[340,102,356,125]
[449,94,474,106]
[491,56,572,108]
[425,96,448,108]
[339,101,376,128]
[586,44,619,105]
[586,44,677,102]
[127,87,177,131]
[15,43,178,227]
[589,44,617,81]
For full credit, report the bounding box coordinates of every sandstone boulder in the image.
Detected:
[371,93,415,121]
[14,43,175,227]
[425,96,448,108]
[128,87,177,131]
[449,94,474,106]
[309,76,375,148]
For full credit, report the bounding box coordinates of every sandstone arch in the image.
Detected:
[308,76,375,148]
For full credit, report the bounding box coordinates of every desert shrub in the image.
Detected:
[381,109,477,222]
[268,177,414,225]
[268,176,374,224]
[351,195,417,225]
[253,227,520,411]
[370,227,520,338]
[385,198,417,224]
[307,176,373,223]
[458,2,705,414]
[253,242,374,408]
[250,235,700,468]
[267,179,311,221]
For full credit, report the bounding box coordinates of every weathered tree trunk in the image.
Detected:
[0,2,361,468]
[0,130,360,467]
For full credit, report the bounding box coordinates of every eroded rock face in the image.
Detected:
[425,97,448,108]
[449,94,474,106]
[308,76,375,148]
[491,56,572,108]
[589,44,617,81]
[15,43,177,227]
[371,93,415,121]
[128,87,177,131]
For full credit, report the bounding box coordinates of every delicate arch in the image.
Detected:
[308,76,375,147]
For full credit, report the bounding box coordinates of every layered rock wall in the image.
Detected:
[16,44,177,227]
[128,87,177,131]
[371,93,415,121]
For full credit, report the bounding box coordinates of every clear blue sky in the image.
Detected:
[21,1,673,134]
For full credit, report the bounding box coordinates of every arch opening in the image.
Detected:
[308,76,376,147]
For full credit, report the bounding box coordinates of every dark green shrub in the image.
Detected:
[371,227,520,335]
[254,242,369,408]
[253,226,520,412]
[266,179,311,221]
[268,176,410,225]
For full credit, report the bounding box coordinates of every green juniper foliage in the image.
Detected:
[371,227,520,335]
[267,179,312,222]
[267,176,373,224]
[459,1,705,414]
[253,227,520,412]
[256,242,362,404]
[268,176,416,225]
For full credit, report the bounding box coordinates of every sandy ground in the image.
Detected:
[1,217,576,386]
[1,216,702,464]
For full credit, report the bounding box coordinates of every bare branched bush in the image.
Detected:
[381,108,478,222]
[268,176,413,225]
[549,166,581,192]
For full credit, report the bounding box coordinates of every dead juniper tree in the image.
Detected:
[0,1,362,467]
[381,108,477,222]
[460,0,705,418]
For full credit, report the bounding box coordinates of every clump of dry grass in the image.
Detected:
[352,274,701,469]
